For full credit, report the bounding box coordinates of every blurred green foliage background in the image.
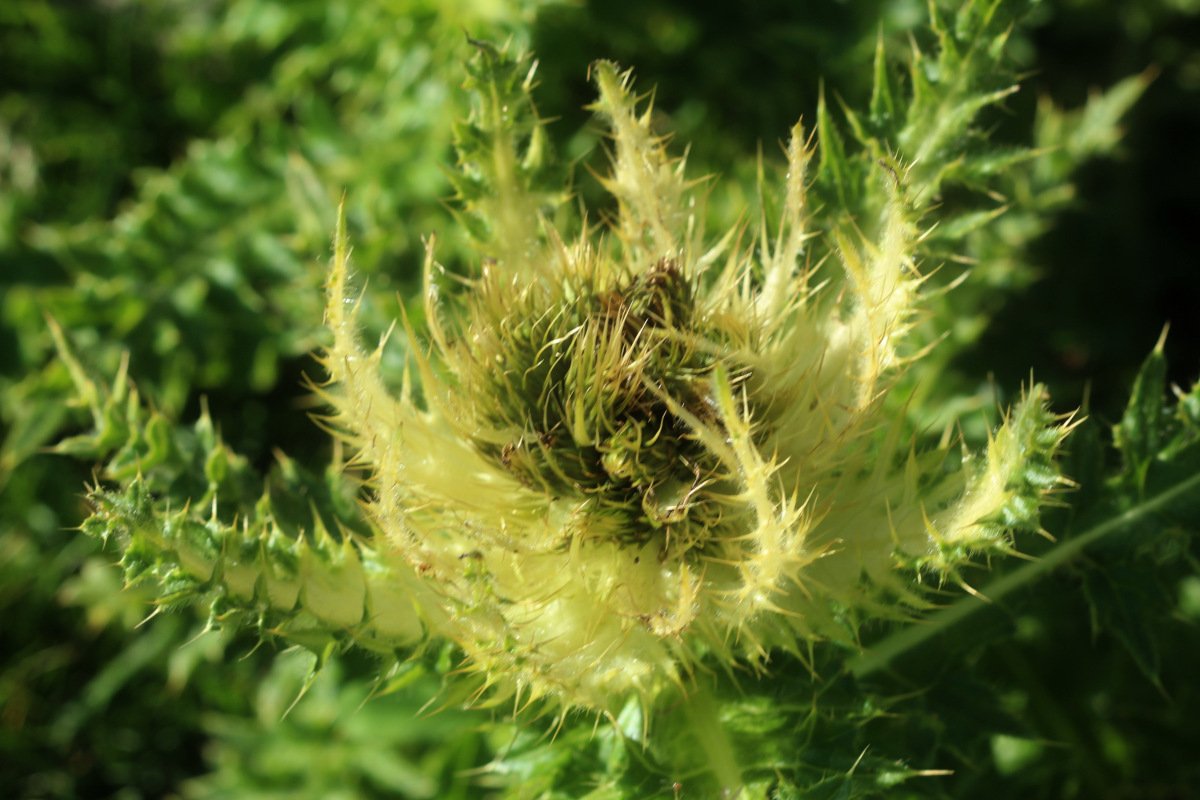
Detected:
[1,0,1197,797]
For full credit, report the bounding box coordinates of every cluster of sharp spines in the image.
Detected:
[308,39,1079,717]
[84,475,427,655]
[64,10,1088,722]
[50,325,426,664]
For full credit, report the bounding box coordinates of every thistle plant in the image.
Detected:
[63,17,1085,726]
[13,0,1200,795]
[296,38,1072,720]
[42,0,1200,796]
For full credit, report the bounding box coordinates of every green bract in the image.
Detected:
[314,50,1071,717]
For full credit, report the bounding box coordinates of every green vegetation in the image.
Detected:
[2,0,1197,797]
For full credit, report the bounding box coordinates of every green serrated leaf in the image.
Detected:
[1114,334,1169,492]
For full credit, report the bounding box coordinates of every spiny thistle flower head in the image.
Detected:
[318,45,1070,718]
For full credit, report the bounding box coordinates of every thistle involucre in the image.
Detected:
[319,52,1068,717]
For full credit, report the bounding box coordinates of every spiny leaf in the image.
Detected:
[851,347,1200,679]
